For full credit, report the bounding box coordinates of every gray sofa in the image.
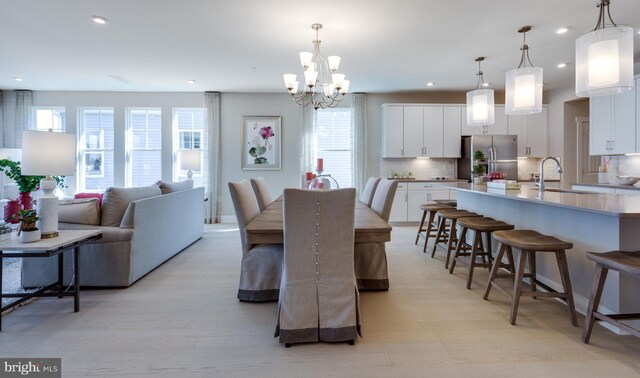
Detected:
[21,184,205,287]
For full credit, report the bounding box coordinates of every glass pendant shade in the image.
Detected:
[505,67,543,115]
[575,26,634,97]
[466,89,495,126]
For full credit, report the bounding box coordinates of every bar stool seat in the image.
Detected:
[415,204,454,253]
[484,229,577,326]
[433,199,457,207]
[431,209,481,269]
[582,251,640,343]
[449,217,515,289]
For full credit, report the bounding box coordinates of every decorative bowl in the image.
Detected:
[614,175,640,186]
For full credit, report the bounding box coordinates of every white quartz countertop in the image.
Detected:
[391,179,468,183]
[571,182,640,191]
[457,184,640,218]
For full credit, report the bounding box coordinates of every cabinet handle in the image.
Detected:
[401,146,404,156]
[405,193,408,202]
[611,140,615,151]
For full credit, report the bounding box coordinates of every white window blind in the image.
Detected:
[126,108,162,187]
[172,108,207,189]
[316,109,353,188]
[78,108,114,192]
[33,107,66,131]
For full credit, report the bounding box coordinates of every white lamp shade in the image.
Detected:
[323,83,335,97]
[21,131,76,176]
[304,70,318,86]
[327,56,341,71]
[332,73,345,88]
[505,66,543,115]
[575,26,634,97]
[283,74,297,89]
[180,150,201,171]
[339,80,350,94]
[299,52,313,68]
[466,89,495,126]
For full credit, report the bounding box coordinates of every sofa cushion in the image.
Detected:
[59,222,133,243]
[157,180,193,194]
[58,198,101,225]
[101,185,162,227]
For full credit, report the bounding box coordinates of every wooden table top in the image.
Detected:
[245,197,392,244]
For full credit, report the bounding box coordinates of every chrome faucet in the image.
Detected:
[539,157,563,195]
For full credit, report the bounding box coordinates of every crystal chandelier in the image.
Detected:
[466,57,495,126]
[283,23,350,110]
[505,26,543,115]
[575,0,634,97]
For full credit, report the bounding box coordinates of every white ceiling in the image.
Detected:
[1,0,639,93]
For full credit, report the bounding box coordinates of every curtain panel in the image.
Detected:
[10,90,33,148]
[0,90,4,147]
[351,93,368,194]
[205,91,221,223]
[300,105,316,174]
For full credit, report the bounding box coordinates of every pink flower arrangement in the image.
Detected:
[259,126,274,140]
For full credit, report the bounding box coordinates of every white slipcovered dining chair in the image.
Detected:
[275,188,361,347]
[360,177,381,207]
[250,177,275,212]
[355,179,398,290]
[228,180,283,302]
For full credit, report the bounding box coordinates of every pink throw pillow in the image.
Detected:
[74,192,104,207]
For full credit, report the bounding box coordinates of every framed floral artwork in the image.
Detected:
[241,116,281,170]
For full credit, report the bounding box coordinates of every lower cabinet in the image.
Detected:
[389,182,453,222]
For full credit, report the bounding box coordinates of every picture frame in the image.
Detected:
[241,116,281,170]
[85,151,104,178]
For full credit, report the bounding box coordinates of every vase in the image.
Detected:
[19,229,41,243]
[19,192,33,210]
[4,199,21,223]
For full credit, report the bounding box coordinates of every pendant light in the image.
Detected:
[466,57,495,126]
[575,0,634,97]
[505,26,543,115]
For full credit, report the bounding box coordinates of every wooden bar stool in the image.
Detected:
[484,230,577,326]
[415,203,454,253]
[449,217,515,289]
[431,209,481,269]
[433,199,457,207]
[582,251,640,344]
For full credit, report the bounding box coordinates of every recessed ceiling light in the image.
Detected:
[556,27,569,34]
[187,80,196,84]
[91,15,108,24]
[13,77,23,82]
[557,63,567,68]
[426,82,435,87]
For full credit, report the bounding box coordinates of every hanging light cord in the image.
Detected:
[475,58,485,90]
[516,27,535,68]
[593,0,617,31]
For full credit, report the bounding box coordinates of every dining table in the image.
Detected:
[245,196,393,290]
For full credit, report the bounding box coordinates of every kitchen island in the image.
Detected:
[456,184,640,333]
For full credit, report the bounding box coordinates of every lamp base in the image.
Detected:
[40,231,59,239]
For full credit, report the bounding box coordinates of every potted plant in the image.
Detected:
[11,209,41,243]
[0,159,65,210]
[472,150,486,184]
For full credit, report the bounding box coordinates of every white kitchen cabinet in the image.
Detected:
[382,105,404,158]
[507,106,548,157]
[637,77,640,151]
[461,106,508,135]
[443,106,462,157]
[403,106,424,157]
[407,183,450,221]
[589,84,636,155]
[389,183,408,222]
[423,107,444,157]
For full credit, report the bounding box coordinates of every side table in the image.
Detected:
[0,229,102,330]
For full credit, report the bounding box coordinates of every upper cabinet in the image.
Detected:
[382,104,461,158]
[461,106,508,135]
[507,106,548,157]
[589,79,637,155]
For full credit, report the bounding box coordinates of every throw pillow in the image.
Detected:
[101,185,162,227]
[157,180,193,194]
[58,198,101,226]
[74,192,104,206]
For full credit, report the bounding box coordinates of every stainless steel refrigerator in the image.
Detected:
[458,135,518,182]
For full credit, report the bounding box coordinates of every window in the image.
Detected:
[172,108,207,189]
[33,107,66,131]
[126,108,162,187]
[78,108,115,192]
[315,109,353,188]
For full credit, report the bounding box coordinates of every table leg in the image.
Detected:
[1,254,3,331]
[74,247,80,312]
[58,253,64,299]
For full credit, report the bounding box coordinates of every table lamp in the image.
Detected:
[21,131,76,238]
[180,150,201,180]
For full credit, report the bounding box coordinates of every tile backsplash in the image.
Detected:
[517,157,562,181]
[380,158,456,179]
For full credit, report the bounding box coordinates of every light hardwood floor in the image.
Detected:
[1,224,639,377]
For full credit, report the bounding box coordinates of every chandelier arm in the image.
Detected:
[525,48,535,68]
[606,3,617,27]
[517,47,526,68]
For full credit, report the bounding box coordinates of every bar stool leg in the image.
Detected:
[555,251,578,327]
[415,210,427,245]
[431,216,446,257]
[510,249,529,325]
[506,248,516,275]
[484,243,507,300]
[582,264,609,343]
[449,227,468,273]
[444,219,459,270]
[423,211,436,253]
[530,251,537,299]
[466,230,482,289]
